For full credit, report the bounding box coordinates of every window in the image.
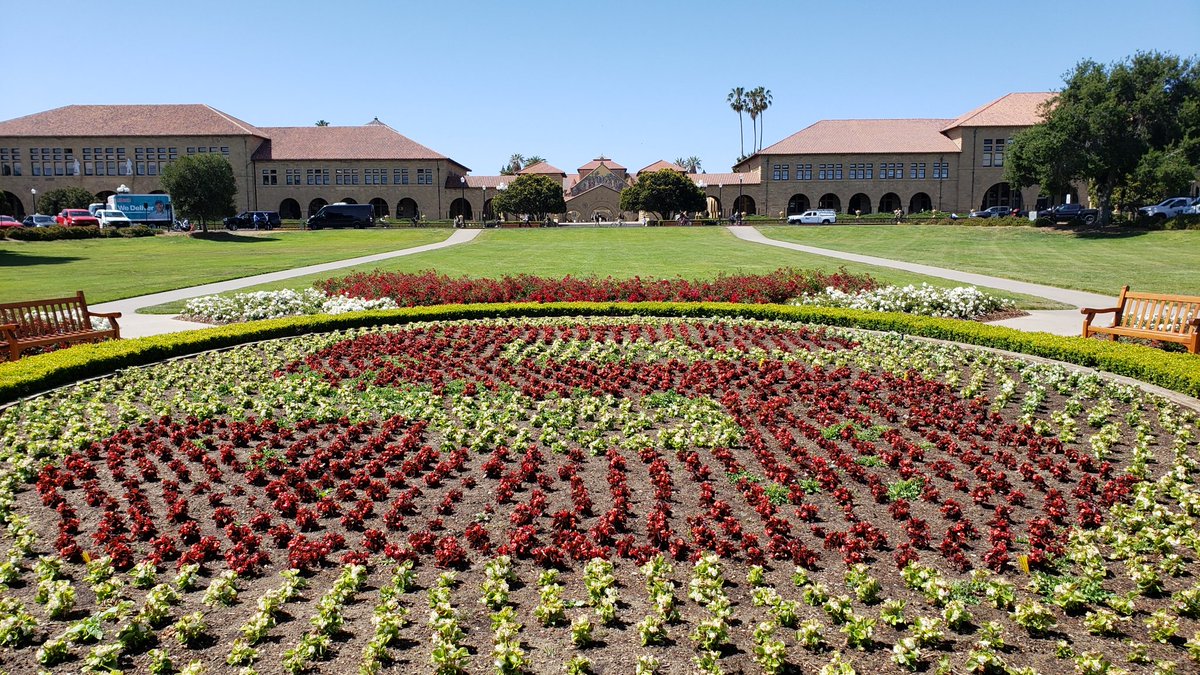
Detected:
[336,168,359,185]
[364,168,387,185]
[395,168,409,185]
[307,168,329,185]
[834,164,842,180]
[796,163,812,180]
[982,139,993,167]
[933,162,949,179]
[262,169,278,186]
[417,168,432,185]
[994,139,1007,167]
[286,168,301,186]
[914,163,926,179]
[818,164,827,181]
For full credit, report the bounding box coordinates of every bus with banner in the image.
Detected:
[106,193,173,225]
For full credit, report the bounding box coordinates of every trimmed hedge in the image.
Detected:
[2,302,1198,404]
[1,225,160,241]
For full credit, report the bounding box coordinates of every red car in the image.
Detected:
[56,209,100,227]
[0,215,21,228]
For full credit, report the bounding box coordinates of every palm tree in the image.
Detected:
[746,89,761,155]
[674,156,703,173]
[524,155,546,168]
[727,87,747,159]
[752,87,773,151]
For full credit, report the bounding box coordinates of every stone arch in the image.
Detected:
[706,195,722,218]
[483,198,495,220]
[149,190,167,195]
[732,195,756,216]
[981,182,1021,210]
[94,190,116,203]
[308,198,328,218]
[847,193,871,215]
[279,198,302,220]
[1,191,25,218]
[564,210,581,223]
[879,192,902,213]
[396,198,419,219]
[449,198,473,220]
[591,208,613,222]
[817,193,841,212]
[339,197,358,204]
[908,192,932,214]
[786,193,810,215]
[369,197,390,218]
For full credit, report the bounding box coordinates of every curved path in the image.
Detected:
[729,226,1114,336]
[93,228,482,338]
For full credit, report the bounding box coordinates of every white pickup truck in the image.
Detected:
[787,209,837,224]
[1138,197,1193,220]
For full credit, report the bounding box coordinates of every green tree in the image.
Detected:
[749,86,773,152]
[1006,52,1200,223]
[619,169,706,219]
[315,120,330,126]
[728,87,748,160]
[674,156,703,173]
[159,153,237,231]
[37,186,96,215]
[491,174,565,219]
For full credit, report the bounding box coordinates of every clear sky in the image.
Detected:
[7,0,1197,175]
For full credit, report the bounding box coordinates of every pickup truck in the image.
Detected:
[1037,203,1098,225]
[1138,197,1192,221]
[787,209,837,224]
[56,209,101,227]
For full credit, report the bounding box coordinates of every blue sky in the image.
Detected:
[7,0,1197,175]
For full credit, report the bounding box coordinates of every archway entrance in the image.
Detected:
[449,198,472,220]
[396,198,419,219]
[981,183,1021,210]
[307,198,328,218]
[847,193,871,215]
[879,193,901,214]
[732,195,756,216]
[369,198,389,218]
[279,198,301,220]
[1,191,25,218]
[818,193,841,211]
[908,192,932,214]
[786,193,810,215]
[706,196,722,218]
[339,197,358,204]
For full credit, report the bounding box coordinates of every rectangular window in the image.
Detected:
[834,164,842,180]
[417,168,432,185]
[781,164,789,181]
[31,164,40,176]
[136,162,145,175]
[336,168,346,185]
[918,163,926,179]
[982,139,993,167]
[818,164,826,181]
[148,163,158,176]
[994,148,1004,167]
[286,168,301,186]
[262,169,277,185]
[772,164,781,181]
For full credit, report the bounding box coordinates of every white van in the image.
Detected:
[787,209,837,224]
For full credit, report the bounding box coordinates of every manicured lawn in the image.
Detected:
[0,229,448,304]
[758,224,1200,296]
[143,227,1063,313]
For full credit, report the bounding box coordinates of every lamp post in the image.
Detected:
[29,188,36,217]
[718,184,723,218]
[458,176,466,225]
[738,175,744,221]
[497,182,506,223]
[481,185,487,226]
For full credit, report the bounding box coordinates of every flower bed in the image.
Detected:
[795,283,1014,320]
[1,316,1197,673]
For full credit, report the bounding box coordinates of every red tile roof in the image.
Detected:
[690,172,760,186]
[253,122,453,163]
[637,160,684,174]
[518,161,566,176]
[577,157,626,174]
[465,175,518,188]
[0,104,265,137]
[758,119,960,156]
[941,92,1055,132]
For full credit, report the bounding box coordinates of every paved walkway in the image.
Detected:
[93,228,482,337]
[729,226,1115,336]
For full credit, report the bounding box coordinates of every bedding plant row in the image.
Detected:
[0,314,1197,673]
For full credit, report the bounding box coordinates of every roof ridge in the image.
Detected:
[202,104,265,137]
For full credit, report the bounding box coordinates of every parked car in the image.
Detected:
[95,210,132,228]
[306,203,374,229]
[1037,203,1099,225]
[56,209,100,227]
[22,214,57,227]
[968,205,1017,219]
[1138,196,1192,221]
[1187,197,1200,215]
[0,215,21,228]
[223,210,280,230]
[786,209,837,224]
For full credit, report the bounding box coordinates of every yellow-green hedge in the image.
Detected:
[2,303,1198,404]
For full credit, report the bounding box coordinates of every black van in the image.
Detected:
[306,203,374,229]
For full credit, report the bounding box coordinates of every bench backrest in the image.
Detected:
[1118,288,1200,335]
[0,292,91,339]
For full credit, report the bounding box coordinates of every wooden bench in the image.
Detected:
[1081,286,1200,353]
[0,291,122,361]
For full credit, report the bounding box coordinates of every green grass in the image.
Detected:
[141,227,1063,314]
[758,224,1200,296]
[0,229,448,304]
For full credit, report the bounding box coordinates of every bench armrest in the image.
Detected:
[88,311,122,319]
[1079,306,1120,316]
[0,323,15,332]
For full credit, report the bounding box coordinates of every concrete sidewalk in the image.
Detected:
[729,226,1115,336]
[94,228,482,337]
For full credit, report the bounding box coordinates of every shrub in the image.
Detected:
[1,225,159,241]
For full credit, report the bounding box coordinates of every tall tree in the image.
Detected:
[315,120,330,126]
[524,155,547,168]
[159,153,238,231]
[727,87,747,160]
[746,89,760,154]
[491,174,565,219]
[1006,52,1200,223]
[37,187,95,215]
[751,87,773,151]
[500,153,525,175]
[619,169,706,219]
[674,156,703,173]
